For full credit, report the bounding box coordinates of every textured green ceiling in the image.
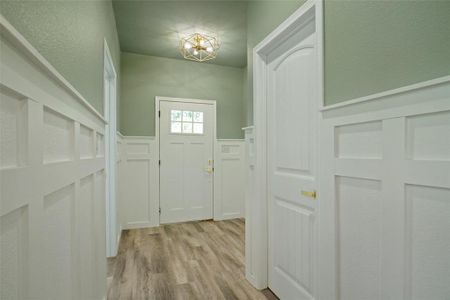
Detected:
[112,0,247,68]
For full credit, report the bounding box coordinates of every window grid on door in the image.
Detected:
[170,110,204,134]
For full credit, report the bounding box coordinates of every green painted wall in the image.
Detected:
[245,0,450,125]
[120,52,245,138]
[324,0,450,105]
[0,0,121,125]
[3,1,448,132]
[245,0,306,125]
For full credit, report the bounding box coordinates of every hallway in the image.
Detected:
[1,1,449,299]
[107,219,273,300]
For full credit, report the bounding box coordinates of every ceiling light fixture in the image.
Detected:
[180,33,219,62]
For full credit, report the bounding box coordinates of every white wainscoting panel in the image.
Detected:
[336,176,382,300]
[404,184,450,299]
[96,132,105,158]
[406,111,450,161]
[243,126,257,287]
[0,87,27,169]
[43,107,75,164]
[115,132,124,247]
[0,204,28,300]
[319,76,450,300]
[334,121,382,159]
[214,139,245,220]
[80,124,95,159]
[0,16,107,300]
[118,136,159,229]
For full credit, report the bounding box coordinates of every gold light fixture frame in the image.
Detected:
[180,33,220,62]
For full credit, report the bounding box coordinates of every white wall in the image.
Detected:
[116,136,245,228]
[0,17,107,300]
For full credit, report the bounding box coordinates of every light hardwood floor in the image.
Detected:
[107,219,277,300]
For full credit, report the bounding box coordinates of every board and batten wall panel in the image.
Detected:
[243,126,257,287]
[118,137,159,229]
[0,16,107,300]
[117,137,246,227]
[319,76,450,300]
[214,140,245,220]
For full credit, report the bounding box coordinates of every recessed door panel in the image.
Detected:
[274,47,314,175]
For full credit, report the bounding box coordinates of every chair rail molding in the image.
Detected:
[0,14,106,123]
[1,15,107,300]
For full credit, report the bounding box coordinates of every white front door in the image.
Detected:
[267,32,319,299]
[159,100,214,224]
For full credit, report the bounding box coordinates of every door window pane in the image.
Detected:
[170,110,205,135]
[171,122,182,133]
[193,111,203,122]
[171,110,182,121]
[182,122,193,133]
[182,111,193,122]
[193,123,204,134]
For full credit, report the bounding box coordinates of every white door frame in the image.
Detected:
[155,96,218,224]
[250,0,324,289]
[103,40,118,257]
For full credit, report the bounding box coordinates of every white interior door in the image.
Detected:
[159,100,214,224]
[267,32,319,299]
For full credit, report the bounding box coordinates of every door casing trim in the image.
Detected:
[155,96,218,224]
[104,39,119,258]
[250,0,324,290]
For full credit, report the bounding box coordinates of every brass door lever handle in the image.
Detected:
[301,190,316,199]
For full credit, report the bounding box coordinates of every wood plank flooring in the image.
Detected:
[107,219,275,300]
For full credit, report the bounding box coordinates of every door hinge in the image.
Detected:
[158,110,161,118]
[158,159,161,166]
[159,207,161,214]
